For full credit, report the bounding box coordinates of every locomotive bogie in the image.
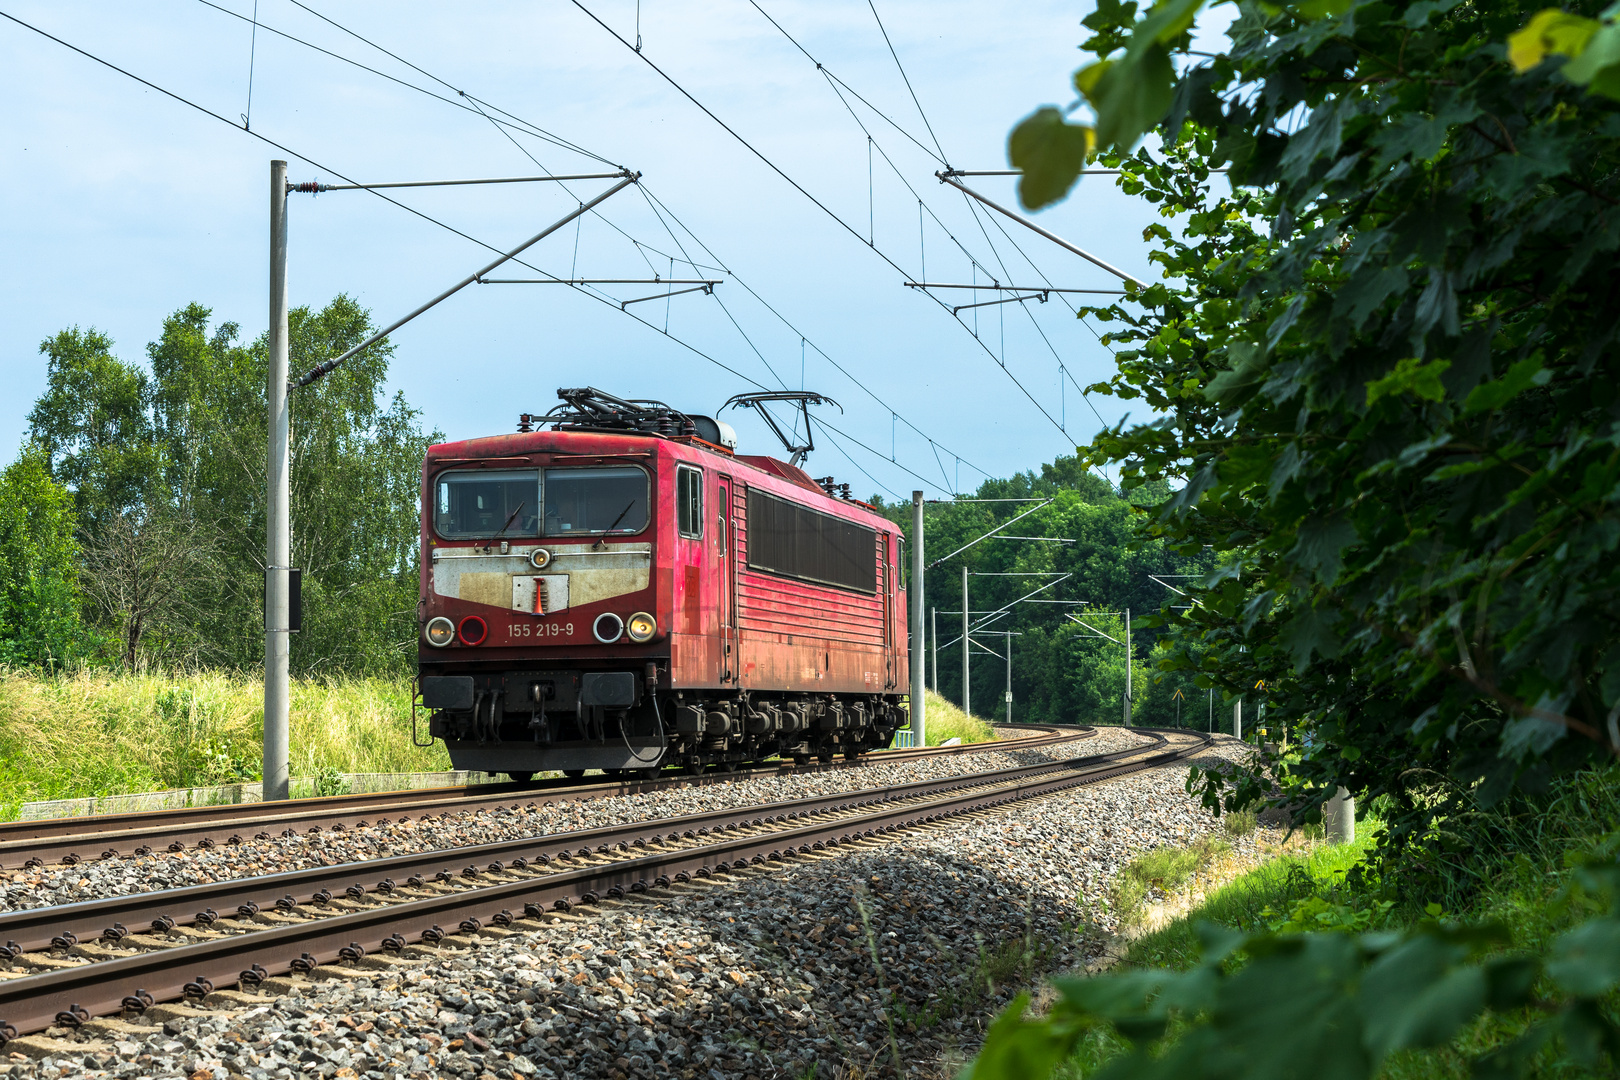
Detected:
[417,418,909,779]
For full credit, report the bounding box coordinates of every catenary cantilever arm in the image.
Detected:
[294,172,639,388]
[935,173,1148,288]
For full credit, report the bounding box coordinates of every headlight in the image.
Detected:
[592,612,625,644]
[425,617,455,647]
[528,548,551,569]
[626,611,657,642]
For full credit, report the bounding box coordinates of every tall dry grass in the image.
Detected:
[0,668,449,815]
[0,674,1000,814]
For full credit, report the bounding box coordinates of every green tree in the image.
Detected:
[1001,0,1620,842]
[27,328,165,531]
[0,446,86,666]
[966,0,1620,1075]
[892,455,1210,726]
[22,296,436,674]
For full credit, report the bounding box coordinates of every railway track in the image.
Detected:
[0,727,1209,1045]
[0,723,1091,869]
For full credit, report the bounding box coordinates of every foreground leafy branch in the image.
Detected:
[969,0,1620,1073]
[965,847,1620,1079]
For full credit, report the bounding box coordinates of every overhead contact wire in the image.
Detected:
[207,0,1005,489]
[571,0,1075,444]
[865,0,949,166]
[247,0,953,490]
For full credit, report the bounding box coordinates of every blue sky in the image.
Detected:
[0,1,1209,499]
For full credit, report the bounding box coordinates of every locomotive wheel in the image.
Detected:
[844,749,861,762]
[683,759,705,776]
[635,767,660,781]
[563,769,586,779]
[715,762,737,775]
[507,771,535,785]
[817,751,835,764]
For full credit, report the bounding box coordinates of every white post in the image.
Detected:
[1004,631,1012,723]
[1325,786,1355,844]
[962,565,970,717]
[1123,606,1132,727]
[1233,697,1242,741]
[910,492,926,748]
[930,607,938,692]
[264,160,291,802]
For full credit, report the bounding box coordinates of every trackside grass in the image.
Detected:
[0,668,449,817]
[0,677,1009,817]
[920,690,997,745]
[1053,765,1620,1078]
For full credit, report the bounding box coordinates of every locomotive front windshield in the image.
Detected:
[544,467,648,536]
[434,466,648,539]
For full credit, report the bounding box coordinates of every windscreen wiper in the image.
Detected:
[593,499,637,549]
[492,501,526,542]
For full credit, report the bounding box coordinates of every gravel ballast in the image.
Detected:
[4,735,1274,1080]
[1,729,1140,914]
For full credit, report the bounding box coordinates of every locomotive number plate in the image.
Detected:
[507,621,575,638]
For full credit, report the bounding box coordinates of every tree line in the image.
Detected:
[874,460,1214,729]
[0,297,434,675]
[0,295,1209,734]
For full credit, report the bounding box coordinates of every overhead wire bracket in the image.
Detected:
[952,291,1047,315]
[904,282,1125,295]
[620,282,714,309]
[935,172,1147,287]
[292,170,640,388]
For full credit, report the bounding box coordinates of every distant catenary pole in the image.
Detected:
[961,565,970,717]
[264,160,291,802]
[930,607,938,692]
[1123,606,1132,727]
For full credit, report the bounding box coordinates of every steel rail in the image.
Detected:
[0,730,1167,955]
[0,729,1210,1041]
[0,725,1092,866]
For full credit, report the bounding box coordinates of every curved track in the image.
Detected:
[0,727,1210,1044]
[0,724,1092,869]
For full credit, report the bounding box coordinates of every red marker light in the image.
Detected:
[458,616,488,646]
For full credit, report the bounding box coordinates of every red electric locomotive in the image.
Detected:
[415,388,909,781]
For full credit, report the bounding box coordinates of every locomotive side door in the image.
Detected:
[717,476,738,684]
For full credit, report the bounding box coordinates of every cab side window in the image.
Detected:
[677,465,704,538]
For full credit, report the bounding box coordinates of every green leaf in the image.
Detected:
[1081,48,1178,151]
[1291,515,1358,585]
[1203,342,1270,402]
[1333,265,1410,330]
[1482,956,1540,1010]
[1370,90,1482,169]
[1546,915,1620,996]
[1463,357,1552,415]
[1291,0,1354,17]
[960,992,1076,1080]
[1366,357,1452,407]
[1282,605,1340,672]
[1363,964,1487,1055]
[1008,107,1096,210]
[1508,9,1601,72]
[1557,999,1620,1067]
[1561,23,1620,100]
